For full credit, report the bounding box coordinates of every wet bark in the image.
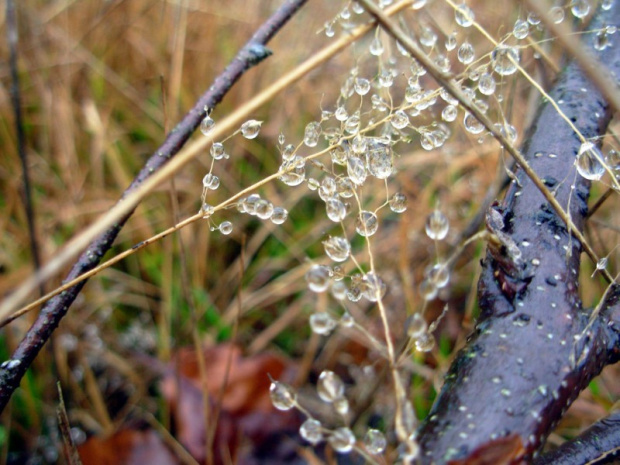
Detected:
[534,409,620,464]
[417,3,620,463]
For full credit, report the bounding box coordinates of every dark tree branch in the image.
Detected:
[417,3,620,463]
[6,0,43,295]
[0,0,308,413]
[534,409,620,465]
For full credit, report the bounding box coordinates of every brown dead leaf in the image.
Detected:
[78,429,177,465]
[161,343,300,464]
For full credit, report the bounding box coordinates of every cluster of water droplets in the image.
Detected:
[204,0,620,460]
[198,115,291,234]
[269,369,387,456]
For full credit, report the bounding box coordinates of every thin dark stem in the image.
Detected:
[533,410,620,465]
[6,0,43,296]
[0,0,308,413]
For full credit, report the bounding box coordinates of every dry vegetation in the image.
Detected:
[0,0,619,463]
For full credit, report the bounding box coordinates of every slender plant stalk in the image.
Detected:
[6,0,43,295]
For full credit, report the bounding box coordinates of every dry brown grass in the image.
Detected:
[1,0,619,462]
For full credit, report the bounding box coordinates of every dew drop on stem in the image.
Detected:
[240,119,262,139]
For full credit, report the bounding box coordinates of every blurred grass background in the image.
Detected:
[0,0,619,462]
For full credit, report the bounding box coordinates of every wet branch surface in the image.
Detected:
[0,0,308,413]
[534,409,620,465]
[417,4,620,464]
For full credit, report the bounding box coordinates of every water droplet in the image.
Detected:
[478,73,496,95]
[389,192,407,212]
[330,146,347,165]
[335,396,349,415]
[391,110,409,129]
[407,313,428,339]
[606,149,620,170]
[457,42,475,64]
[202,173,220,190]
[306,265,331,292]
[310,312,337,335]
[344,114,361,134]
[271,207,288,224]
[455,3,475,27]
[602,0,614,10]
[513,19,529,39]
[370,36,384,56]
[255,199,274,220]
[200,116,215,136]
[550,6,565,23]
[337,177,355,198]
[279,156,306,186]
[240,119,262,139]
[325,22,335,37]
[329,427,355,453]
[420,27,437,48]
[576,141,605,180]
[282,144,295,161]
[347,156,367,185]
[378,69,393,88]
[300,418,323,444]
[442,105,458,122]
[571,0,590,18]
[415,333,435,352]
[219,221,233,235]
[304,122,321,147]
[354,77,371,95]
[340,311,354,327]
[201,203,214,218]
[364,429,386,454]
[331,281,347,300]
[210,142,225,160]
[356,211,379,236]
[464,112,485,134]
[270,381,296,410]
[594,31,610,51]
[445,32,457,51]
[425,210,449,240]
[326,197,347,222]
[363,272,386,302]
[317,370,345,402]
[491,45,519,76]
[323,236,351,262]
[426,263,450,288]
[527,12,540,25]
[352,1,365,14]
[351,135,368,155]
[335,106,348,121]
[419,279,438,300]
[318,176,337,201]
[366,140,393,178]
